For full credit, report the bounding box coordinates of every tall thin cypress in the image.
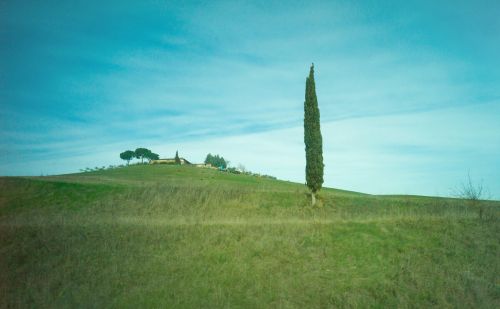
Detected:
[304,63,324,205]
[175,150,181,165]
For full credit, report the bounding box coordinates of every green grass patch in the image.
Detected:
[1,165,499,308]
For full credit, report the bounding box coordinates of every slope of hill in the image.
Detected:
[1,165,499,308]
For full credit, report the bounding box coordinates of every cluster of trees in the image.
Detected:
[120,148,159,165]
[204,153,227,169]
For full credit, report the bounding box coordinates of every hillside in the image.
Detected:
[1,165,499,308]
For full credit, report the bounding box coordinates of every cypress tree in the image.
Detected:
[175,150,181,165]
[304,63,324,205]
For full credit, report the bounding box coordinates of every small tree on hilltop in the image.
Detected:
[120,150,135,165]
[135,148,150,164]
[304,63,324,206]
[175,150,181,165]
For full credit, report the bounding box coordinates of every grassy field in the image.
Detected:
[1,165,499,308]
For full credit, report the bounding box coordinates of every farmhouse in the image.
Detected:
[150,158,217,169]
[194,163,217,169]
[150,158,192,165]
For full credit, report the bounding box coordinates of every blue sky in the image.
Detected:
[1,0,499,197]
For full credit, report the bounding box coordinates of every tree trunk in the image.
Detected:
[311,192,316,206]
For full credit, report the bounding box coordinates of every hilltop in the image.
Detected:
[1,165,499,308]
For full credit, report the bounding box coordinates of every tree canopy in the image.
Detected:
[146,152,159,161]
[134,148,151,164]
[119,148,159,164]
[119,150,135,165]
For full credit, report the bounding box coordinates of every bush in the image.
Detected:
[226,167,241,174]
[454,173,489,219]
